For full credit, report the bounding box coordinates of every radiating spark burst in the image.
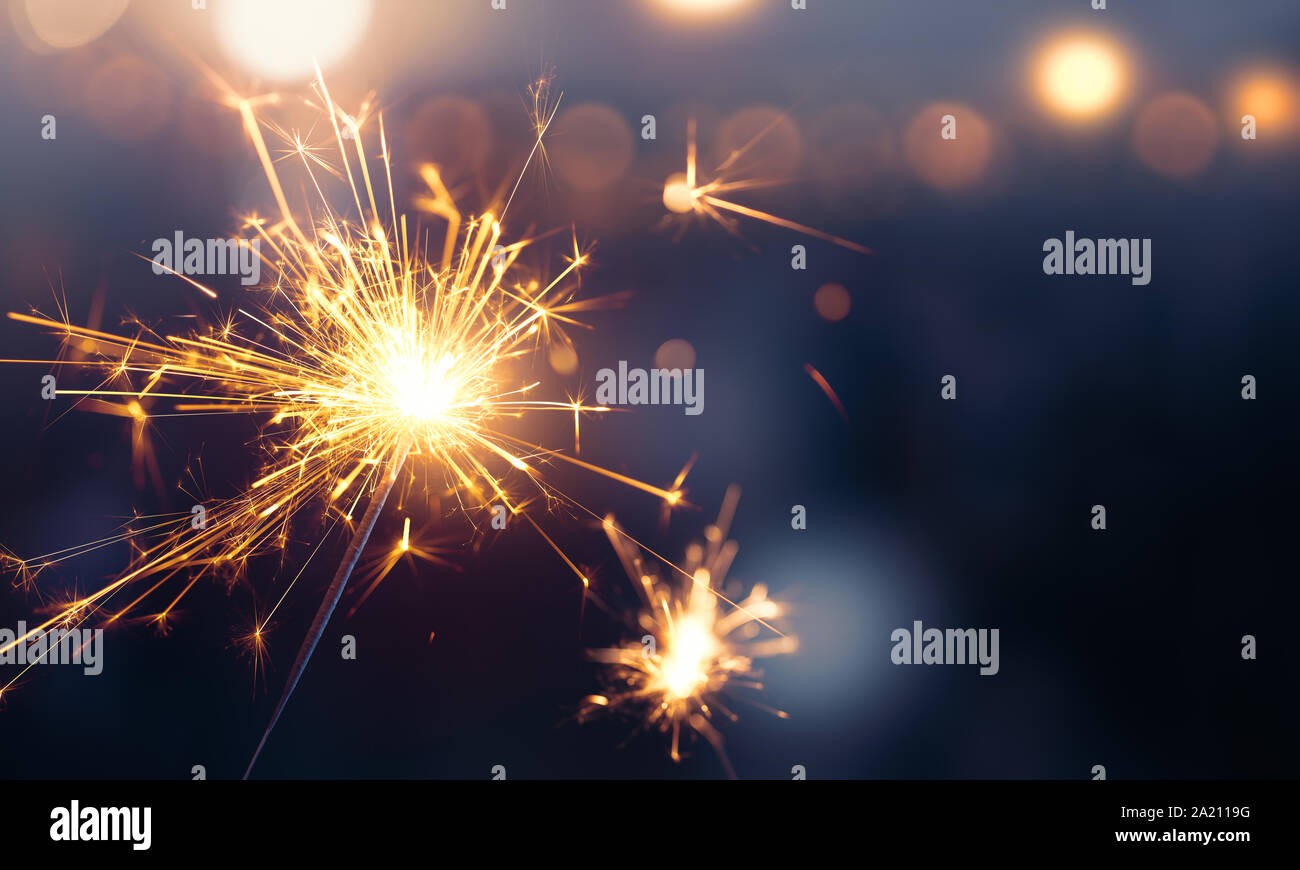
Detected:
[0,69,688,765]
[230,607,275,696]
[661,117,873,254]
[344,516,461,620]
[579,484,797,778]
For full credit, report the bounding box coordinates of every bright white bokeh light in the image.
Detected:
[657,0,749,16]
[1035,33,1127,120]
[216,0,372,82]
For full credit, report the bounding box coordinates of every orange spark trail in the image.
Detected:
[805,363,848,421]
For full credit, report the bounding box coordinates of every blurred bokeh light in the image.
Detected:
[84,53,170,140]
[406,95,495,179]
[655,0,750,18]
[903,101,994,191]
[10,0,129,52]
[548,343,579,376]
[216,0,371,82]
[1229,66,1298,140]
[1133,92,1219,178]
[653,339,696,370]
[814,282,851,322]
[1034,32,1128,120]
[549,104,635,193]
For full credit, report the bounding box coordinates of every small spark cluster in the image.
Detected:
[580,484,797,777]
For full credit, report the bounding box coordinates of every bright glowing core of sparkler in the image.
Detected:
[660,615,717,700]
[662,173,698,214]
[386,351,458,422]
[653,568,723,701]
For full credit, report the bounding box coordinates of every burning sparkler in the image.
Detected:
[579,484,797,778]
[0,68,686,775]
[661,117,873,254]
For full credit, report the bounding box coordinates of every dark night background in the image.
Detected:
[1,0,1297,779]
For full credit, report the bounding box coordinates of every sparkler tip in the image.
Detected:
[662,173,698,214]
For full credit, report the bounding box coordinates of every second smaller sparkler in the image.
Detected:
[579,485,797,778]
[661,118,872,254]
